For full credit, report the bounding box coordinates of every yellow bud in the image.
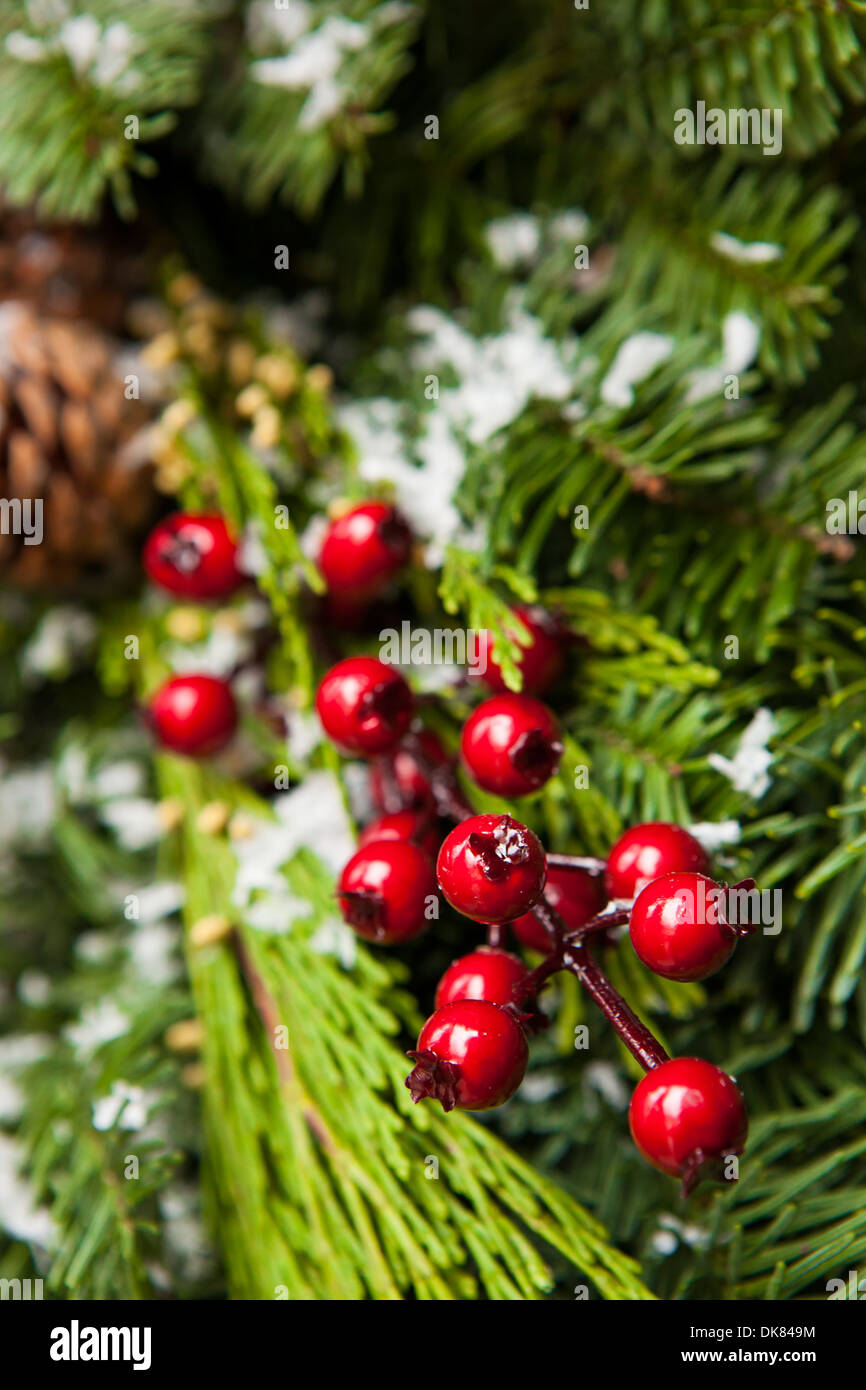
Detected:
[165,1019,205,1053]
[235,383,269,418]
[157,798,184,831]
[254,354,298,398]
[196,801,231,836]
[306,363,333,393]
[326,497,353,520]
[164,607,207,642]
[141,331,180,368]
[180,1062,208,1089]
[161,398,197,436]
[250,405,282,451]
[227,338,257,385]
[189,914,233,948]
[228,814,256,841]
[167,272,203,306]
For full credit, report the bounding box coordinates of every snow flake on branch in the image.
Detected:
[600,332,674,408]
[484,208,589,271]
[687,820,742,853]
[340,290,579,565]
[686,310,760,402]
[485,214,541,270]
[0,1133,55,1247]
[707,708,777,799]
[408,299,576,444]
[92,1081,156,1133]
[252,16,368,129]
[248,2,416,132]
[232,770,355,929]
[6,12,142,94]
[710,231,784,266]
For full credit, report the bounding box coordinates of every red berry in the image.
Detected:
[629,1058,748,1188]
[461,693,562,797]
[358,809,439,858]
[338,840,436,945]
[316,656,412,756]
[630,871,736,982]
[143,513,243,600]
[406,1000,529,1111]
[148,674,238,757]
[436,813,546,925]
[511,864,604,952]
[471,605,565,695]
[369,729,447,812]
[319,501,411,600]
[435,947,527,1010]
[605,822,710,900]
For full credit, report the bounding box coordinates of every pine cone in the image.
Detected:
[0,301,155,590]
[0,204,148,334]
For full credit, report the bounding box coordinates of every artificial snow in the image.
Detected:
[0,764,56,846]
[309,917,357,967]
[20,606,96,683]
[485,214,541,270]
[232,769,356,905]
[710,231,783,265]
[92,1081,154,1132]
[98,797,164,851]
[686,310,760,401]
[687,820,742,852]
[0,1133,55,1247]
[707,708,777,799]
[64,1000,130,1055]
[251,16,368,130]
[600,332,674,408]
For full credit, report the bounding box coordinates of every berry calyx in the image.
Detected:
[436,813,546,924]
[358,809,440,858]
[471,605,566,695]
[338,840,436,944]
[370,729,447,812]
[460,693,562,798]
[406,1000,529,1111]
[143,513,243,600]
[605,822,710,900]
[630,871,737,982]
[319,501,411,601]
[316,656,412,756]
[435,947,527,1010]
[511,864,605,953]
[148,674,238,757]
[629,1057,748,1192]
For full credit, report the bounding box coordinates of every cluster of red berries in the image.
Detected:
[139,502,750,1192]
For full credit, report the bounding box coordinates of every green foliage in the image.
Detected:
[160,757,651,1300]
[4,0,866,1305]
[0,0,212,219]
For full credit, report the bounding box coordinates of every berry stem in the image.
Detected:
[532,895,669,1071]
[403,739,475,822]
[565,942,670,1071]
[372,754,407,814]
[563,907,630,943]
[430,764,475,822]
[545,852,607,876]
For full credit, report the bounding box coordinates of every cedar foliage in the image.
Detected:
[1,0,866,1301]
